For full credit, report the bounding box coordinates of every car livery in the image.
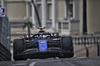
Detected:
[13,32,74,60]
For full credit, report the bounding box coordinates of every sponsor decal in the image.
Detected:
[0,7,6,17]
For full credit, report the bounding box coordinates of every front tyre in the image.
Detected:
[61,36,74,57]
[13,39,25,60]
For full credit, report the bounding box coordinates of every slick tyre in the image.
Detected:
[13,39,24,60]
[61,36,74,57]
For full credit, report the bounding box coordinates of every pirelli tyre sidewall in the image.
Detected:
[61,36,74,57]
[13,39,24,60]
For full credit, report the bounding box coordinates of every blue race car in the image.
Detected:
[13,31,74,60]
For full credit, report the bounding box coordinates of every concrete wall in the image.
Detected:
[80,0,100,34]
[79,0,83,34]
[57,0,65,20]
[6,2,26,20]
[87,0,100,33]
[36,0,65,21]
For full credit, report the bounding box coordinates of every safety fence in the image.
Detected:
[0,43,11,61]
[0,16,11,61]
[72,34,100,57]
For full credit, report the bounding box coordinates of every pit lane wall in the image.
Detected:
[0,16,11,61]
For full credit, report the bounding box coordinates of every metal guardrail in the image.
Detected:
[72,35,100,57]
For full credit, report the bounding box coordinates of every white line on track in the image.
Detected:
[29,62,36,66]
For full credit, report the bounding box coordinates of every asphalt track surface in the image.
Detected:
[0,56,100,66]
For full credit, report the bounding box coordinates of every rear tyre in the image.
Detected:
[13,39,25,61]
[61,36,74,57]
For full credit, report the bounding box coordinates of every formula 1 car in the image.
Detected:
[13,29,74,60]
